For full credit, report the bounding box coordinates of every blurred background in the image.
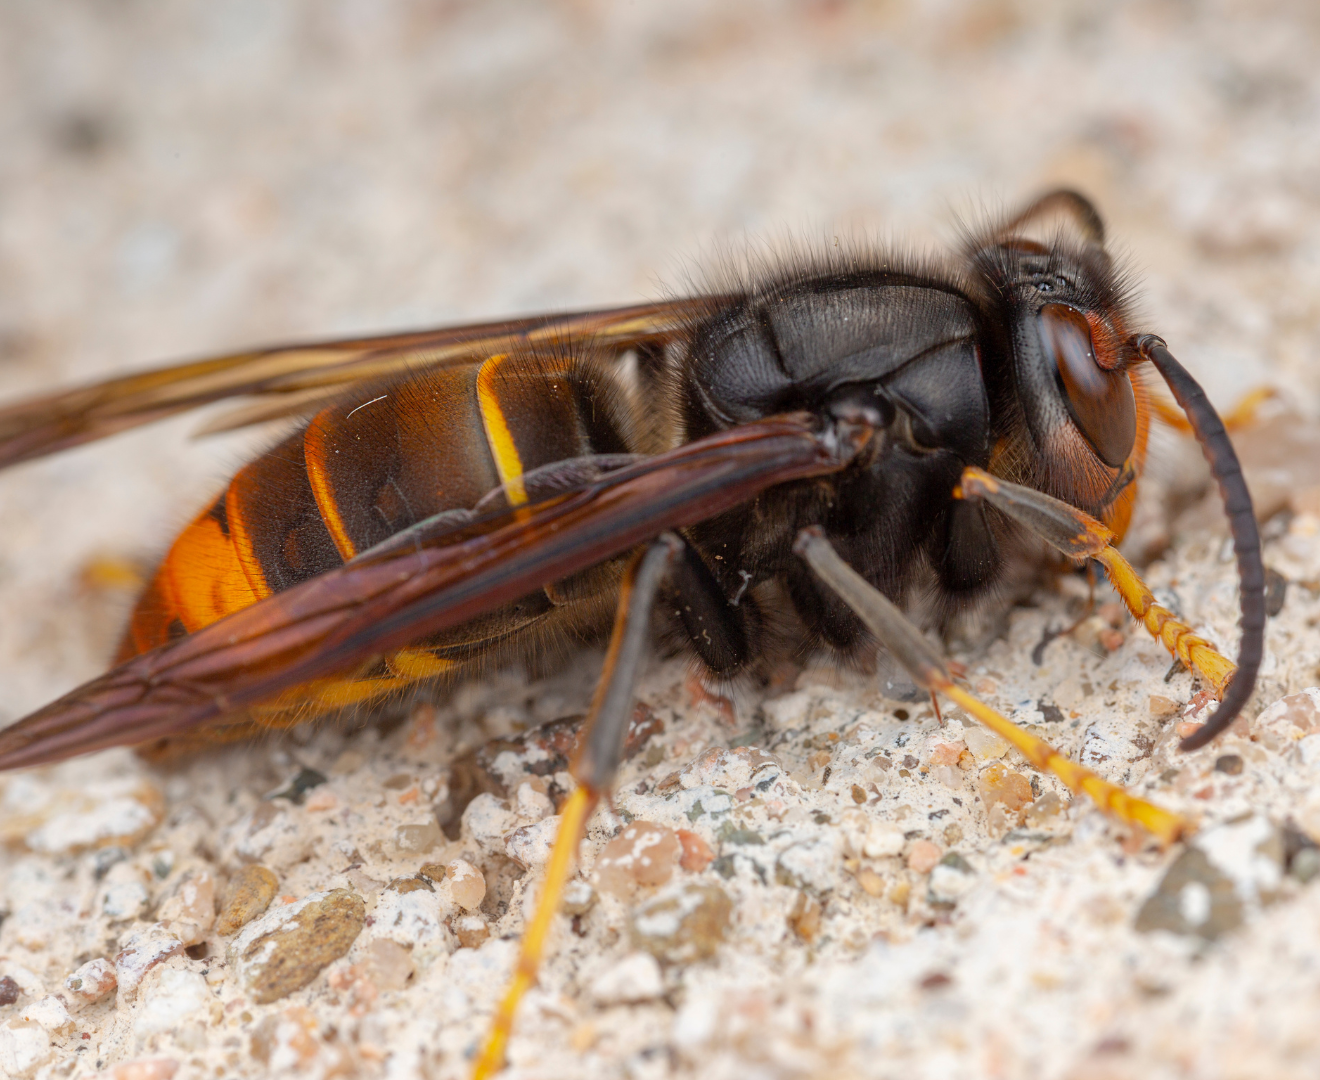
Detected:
[1,0,1317,715]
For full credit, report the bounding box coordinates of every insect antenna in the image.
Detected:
[1134,335,1266,750]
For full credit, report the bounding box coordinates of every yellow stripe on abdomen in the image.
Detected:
[476,354,528,506]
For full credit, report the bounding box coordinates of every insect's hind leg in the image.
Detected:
[472,533,682,1080]
[793,527,1189,846]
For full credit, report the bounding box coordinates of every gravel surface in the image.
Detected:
[2,3,1320,1079]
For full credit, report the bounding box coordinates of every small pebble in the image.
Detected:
[855,868,885,897]
[114,926,185,1001]
[1149,695,1181,719]
[1214,754,1244,775]
[596,821,681,896]
[505,816,561,869]
[110,1059,180,1080]
[418,863,447,882]
[64,958,117,1007]
[788,892,822,942]
[929,741,966,767]
[907,840,943,874]
[676,829,715,872]
[631,881,732,964]
[978,762,1034,813]
[21,995,73,1034]
[216,865,279,936]
[454,914,490,949]
[1134,848,1243,940]
[364,938,415,990]
[0,974,20,1005]
[395,820,441,854]
[447,859,486,911]
[563,880,597,915]
[156,871,216,947]
[230,889,366,1004]
[963,727,1009,761]
[589,952,664,1004]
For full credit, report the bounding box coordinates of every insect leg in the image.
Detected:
[473,533,682,1080]
[793,526,1188,845]
[955,466,1247,743]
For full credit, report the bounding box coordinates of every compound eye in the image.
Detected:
[1038,302,1135,468]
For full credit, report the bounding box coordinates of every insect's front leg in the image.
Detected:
[472,533,682,1080]
[955,466,1247,744]
[793,526,1190,846]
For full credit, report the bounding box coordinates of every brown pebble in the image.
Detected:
[851,784,868,804]
[1214,754,1244,776]
[906,839,943,874]
[978,762,1034,813]
[232,890,365,1004]
[386,875,434,895]
[596,821,681,896]
[216,865,279,936]
[676,829,715,872]
[0,974,19,1005]
[1149,695,1180,719]
[929,741,966,767]
[855,868,885,897]
[418,863,447,882]
[888,879,911,908]
[454,914,490,949]
[787,892,822,943]
[631,882,732,964]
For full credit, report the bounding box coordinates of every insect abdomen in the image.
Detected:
[120,351,634,726]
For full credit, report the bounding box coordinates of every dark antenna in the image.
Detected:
[1135,335,1266,750]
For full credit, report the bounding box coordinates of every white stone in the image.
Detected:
[114,926,185,1001]
[505,815,561,870]
[0,1023,51,1078]
[65,957,117,1007]
[929,864,976,903]
[461,793,518,853]
[19,996,73,1035]
[373,885,446,947]
[134,967,213,1039]
[589,952,664,1005]
[101,880,151,921]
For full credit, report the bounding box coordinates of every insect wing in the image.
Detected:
[0,413,859,770]
[0,299,717,468]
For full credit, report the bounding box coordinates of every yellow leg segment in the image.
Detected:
[957,467,1237,699]
[1092,546,1236,697]
[472,784,599,1080]
[939,682,1189,845]
[1150,385,1275,434]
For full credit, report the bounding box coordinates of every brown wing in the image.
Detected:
[0,412,867,770]
[0,298,722,468]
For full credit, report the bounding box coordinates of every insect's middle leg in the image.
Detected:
[793,527,1189,845]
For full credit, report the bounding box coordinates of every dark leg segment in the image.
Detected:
[664,541,752,674]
